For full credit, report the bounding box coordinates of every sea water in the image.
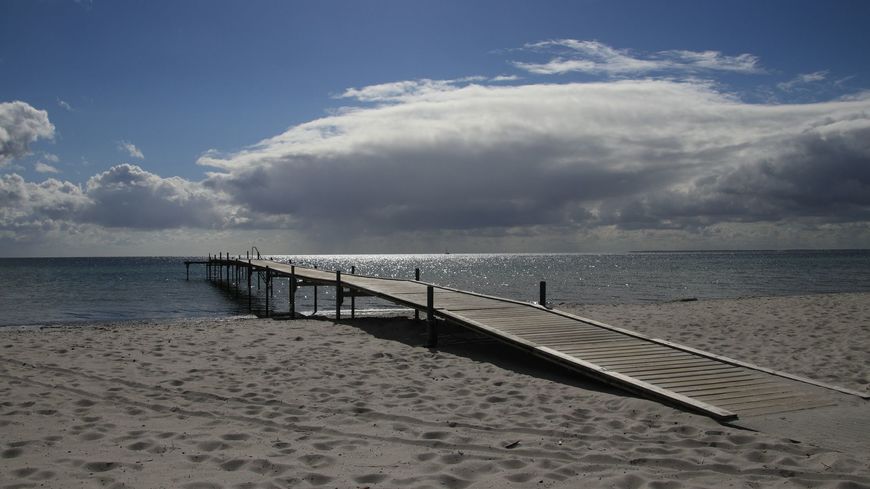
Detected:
[1,250,869,327]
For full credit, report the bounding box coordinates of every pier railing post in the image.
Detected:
[289,265,296,318]
[414,268,421,320]
[539,280,547,309]
[426,285,437,347]
[335,270,342,321]
[350,266,355,319]
[265,267,270,317]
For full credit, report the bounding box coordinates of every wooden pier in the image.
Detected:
[188,255,869,422]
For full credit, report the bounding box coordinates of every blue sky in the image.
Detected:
[1,0,870,255]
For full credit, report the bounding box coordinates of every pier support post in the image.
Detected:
[350,266,355,319]
[313,283,318,315]
[247,262,252,311]
[335,270,342,321]
[289,265,296,318]
[265,267,270,317]
[539,281,547,309]
[414,268,421,320]
[186,262,190,280]
[426,285,437,348]
[219,252,223,285]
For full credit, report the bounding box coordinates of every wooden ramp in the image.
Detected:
[213,258,868,422]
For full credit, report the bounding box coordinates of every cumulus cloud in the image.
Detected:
[512,40,762,76]
[117,140,145,159]
[0,164,238,241]
[35,162,60,174]
[0,101,55,166]
[4,73,870,251]
[198,79,870,242]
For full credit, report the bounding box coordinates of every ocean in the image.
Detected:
[1,250,869,327]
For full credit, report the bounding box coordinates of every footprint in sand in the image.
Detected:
[83,461,117,473]
[127,441,152,451]
[297,454,335,468]
[197,440,230,452]
[219,459,247,471]
[220,433,250,441]
[353,474,388,484]
[2,447,23,458]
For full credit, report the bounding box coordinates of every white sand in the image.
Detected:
[1,294,869,488]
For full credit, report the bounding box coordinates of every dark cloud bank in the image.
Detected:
[2,79,870,251]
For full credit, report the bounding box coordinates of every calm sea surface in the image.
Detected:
[1,251,869,327]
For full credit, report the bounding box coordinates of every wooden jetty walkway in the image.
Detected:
[188,254,869,422]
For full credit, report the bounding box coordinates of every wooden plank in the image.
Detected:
[634,366,744,381]
[534,334,635,345]
[556,340,649,351]
[435,308,738,421]
[447,305,528,312]
[713,392,818,410]
[497,321,609,330]
[603,357,712,370]
[500,324,613,334]
[639,365,747,379]
[456,309,557,319]
[615,360,723,374]
[520,330,627,339]
[571,350,685,362]
[657,373,766,388]
[565,351,682,362]
[669,378,780,393]
[693,385,795,402]
[533,346,737,421]
[559,344,664,354]
[682,382,789,398]
[531,337,636,347]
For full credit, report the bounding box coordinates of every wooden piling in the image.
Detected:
[289,265,296,318]
[247,260,252,311]
[350,266,355,319]
[335,270,342,321]
[414,267,421,320]
[540,280,547,308]
[265,267,270,317]
[426,285,437,347]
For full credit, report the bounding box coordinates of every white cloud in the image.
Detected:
[117,140,145,159]
[35,162,60,174]
[57,99,73,111]
[199,79,870,244]
[3,74,870,252]
[777,70,829,91]
[513,40,762,76]
[0,101,55,166]
[0,164,238,240]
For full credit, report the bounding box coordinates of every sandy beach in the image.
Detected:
[2,293,869,488]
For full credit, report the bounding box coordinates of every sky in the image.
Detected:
[1,0,870,256]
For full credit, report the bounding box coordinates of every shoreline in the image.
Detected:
[1,293,868,487]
